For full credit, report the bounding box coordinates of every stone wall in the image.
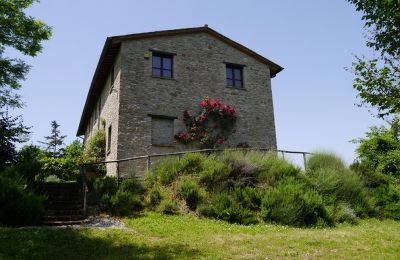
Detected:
[116,32,277,177]
[85,51,122,176]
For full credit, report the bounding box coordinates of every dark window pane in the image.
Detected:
[234,80,242,87]
[152,56,161,68]
[226,67,233,79]
[163,57,172,70]
[152,68,161,77]
[234,68,242,80]
[163,69,172,78]
[227,79,233,86]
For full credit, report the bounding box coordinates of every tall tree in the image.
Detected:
[347,0,400,121]
[0,0,51,168]
[0,0,52,108]
[40,120,66,158]
[0,110,29,170]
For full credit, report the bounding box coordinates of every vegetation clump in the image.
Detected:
[142,150,400,227]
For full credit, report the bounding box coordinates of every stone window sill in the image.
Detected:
[226,86,247,91]
[151,76,177,81]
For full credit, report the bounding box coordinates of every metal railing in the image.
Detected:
[80,148,313,181]
[78,148,313,215]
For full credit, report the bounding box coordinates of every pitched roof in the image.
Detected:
[77,26,284,136]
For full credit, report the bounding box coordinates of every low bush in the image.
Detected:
[306,153,374,219]
[178,178,203,210]
[232,186,262,211]
[330,203,359,224]
[199,192,257,225]
[93,176,118,197]
[157,199,179,215]
[0,175,45,226]
[148,186,162,208]
[261,179,332,227]
[110,190,143,216]
[256,153,300,187]
[179,153,206,175]
[307,152,346,172]
[152,157,182,185]
[93,177,144,216]
[198,156,231,191]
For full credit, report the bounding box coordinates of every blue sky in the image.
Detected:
[17,0,382,164]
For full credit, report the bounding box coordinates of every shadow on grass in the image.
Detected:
[0,227,200,259]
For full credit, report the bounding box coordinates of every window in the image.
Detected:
[107,125,112,153]
[151,117,174,145]
[226,64,243,88]
[152,52,173,78]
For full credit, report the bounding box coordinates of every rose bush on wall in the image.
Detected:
[175,97,237,148]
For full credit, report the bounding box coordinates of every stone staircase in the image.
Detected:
[39,182,86,225]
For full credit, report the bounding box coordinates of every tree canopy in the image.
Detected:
[0,0,52,108]
[347,0,400,121]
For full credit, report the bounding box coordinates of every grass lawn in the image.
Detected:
[0,213,399,259]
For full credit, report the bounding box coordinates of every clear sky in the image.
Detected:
[17,0,382,164]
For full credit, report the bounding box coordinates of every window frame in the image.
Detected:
[225,63,245,88]
[151,52,174,79]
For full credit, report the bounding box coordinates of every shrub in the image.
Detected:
[198,155,231,191]
[119,178,145,195]
[93,176,118,197]
[15,145,45,185]
[232,186,262,211]
[261,179,332,227]
[329,203,359,224]
[217,150,260,189]
[148,186,162,208]
[200,192,258,225]
[306,153,374,218]
[307,152,346,172]
[152,157,182,185]
[82,130,106,176]
[179,153,206,175]
[157,199,179,215]
[371,183,400,219]
[0,175,45,226]
[179,178,202,210]
[93,177,145,216]
[110,189,143,216]
[256,153,300,186]
[377,150,400,178]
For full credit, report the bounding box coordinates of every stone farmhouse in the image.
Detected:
[76,26,283,176]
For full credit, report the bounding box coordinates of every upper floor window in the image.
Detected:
[226,64,243,88]
[152,52,173,78]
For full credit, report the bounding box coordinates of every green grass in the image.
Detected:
[1,213,399,259]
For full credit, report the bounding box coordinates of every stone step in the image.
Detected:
[43,215,85,222]
[46,204,84,211]
[42,220,84,226]
[45,209,84,216]
[46,194,83,201]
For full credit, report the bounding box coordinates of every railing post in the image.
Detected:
[146,155,151,171]
[303,153,307,170]
[281,151,285,160]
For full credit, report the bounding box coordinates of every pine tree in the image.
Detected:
[0,109,30,170]
[40,120,66,158]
